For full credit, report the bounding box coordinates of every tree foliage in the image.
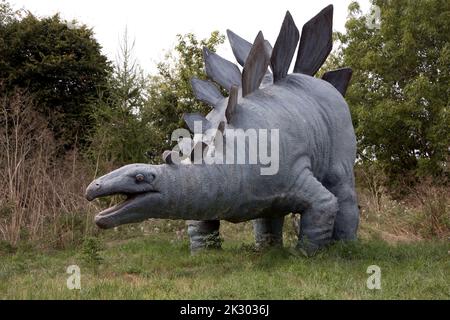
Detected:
[87,31,156,169]
[143,31,225,159]
[0,9,111,146]
[335,0,449,181]
[0,0,21,26]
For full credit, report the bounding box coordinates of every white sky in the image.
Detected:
[10,0,371,74]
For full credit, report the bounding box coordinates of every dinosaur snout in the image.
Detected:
[85,181,101,201]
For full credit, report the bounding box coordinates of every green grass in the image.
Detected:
[1,231,448,299]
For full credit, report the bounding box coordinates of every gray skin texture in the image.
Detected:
[85,73,359,254]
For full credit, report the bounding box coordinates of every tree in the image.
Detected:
[111,29,148,113]
[0,0,21,26]
[87,30,156,169]
[142,31,225,160]
[335,0,449,181]
[0,10,112,146]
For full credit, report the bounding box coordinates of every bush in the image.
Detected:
[0,11,112,146]
[336,0,450,180]
[81,236,104,266]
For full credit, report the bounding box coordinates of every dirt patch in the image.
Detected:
[379,231,422,244]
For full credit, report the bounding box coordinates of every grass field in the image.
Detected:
[1,220,449,300]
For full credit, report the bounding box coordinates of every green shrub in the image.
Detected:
[81,237,104,266]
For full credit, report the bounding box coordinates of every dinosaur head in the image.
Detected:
[85,164,164,229]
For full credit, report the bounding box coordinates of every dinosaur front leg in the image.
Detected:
[187,220,222,253]
[295,172,338,256]
[253,217,284,250]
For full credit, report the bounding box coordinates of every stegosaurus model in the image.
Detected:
[86,5,359,255]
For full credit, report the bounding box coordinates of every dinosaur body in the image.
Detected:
[86,5,359,254]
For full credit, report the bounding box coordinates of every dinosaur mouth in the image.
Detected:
[96,193,143,217]
[91,190,160,229]
[95,191,159,217]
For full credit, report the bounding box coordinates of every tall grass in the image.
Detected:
[0,90,98,248]
[356,165,450,241]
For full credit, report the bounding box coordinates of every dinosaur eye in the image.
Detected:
[135,174,145,182]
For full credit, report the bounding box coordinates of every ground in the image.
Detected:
[1,220,449,299]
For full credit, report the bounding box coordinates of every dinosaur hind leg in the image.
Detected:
[323,169,359,241]
[187,220,222,253]
[332,185,359,241]
[253,217,284,250]
[295,171,339,255]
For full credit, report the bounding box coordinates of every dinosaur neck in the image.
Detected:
[159,163,248,221]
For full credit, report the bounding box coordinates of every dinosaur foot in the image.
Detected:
[187,220,222,254]
[254,234,283,251]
